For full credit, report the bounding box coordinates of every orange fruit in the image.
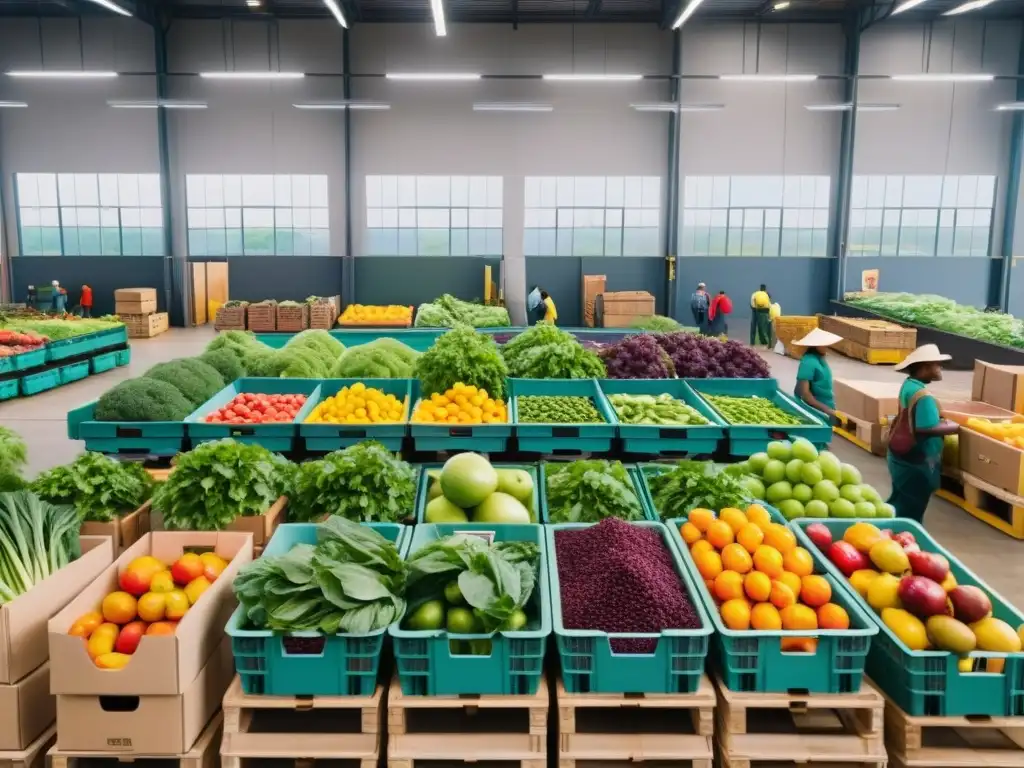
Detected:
[721,598,752,630]
[719,507,748,533]
[101,592,138,625]
[704,578,717,593]
[691,540,714,558]
[695,550,723,581]
[781,604,818,631]
[783,547,815,578]
[688,508,715,533]
[714,571,745,602]
[721,543,753,574]
[750,602,782,631]
[800,575,832,608]
[746,504,773,531]
[706,520,735,550]
[770,580,797,610]
[753,545,784,579]
[781,637,819,653]
[778,571,803,600]
[736,523,765,554]
[744,571,772,602]
[817,603,850,630]
[680,522,703,546]
[764,524,797,555]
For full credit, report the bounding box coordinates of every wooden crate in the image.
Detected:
[276,304,310,332]
[820,315,916,350]
[124,313,169,339]
[247,304,277,333]
[885,689,1024,768]
[936,470,1024,540]
[835,337,911,365]
[833,414,888,458]
[0,726,53,768]
[215,305,247,331]
[714,676,885,768]
[220,676,381,768]
[557,675,715,768]
[387,675,547,768]
[49,714,219,768]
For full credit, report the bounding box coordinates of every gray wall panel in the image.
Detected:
[10,257,166,316]
[844,258,989,306]
[213,256,344,302]
[354,256,501,309]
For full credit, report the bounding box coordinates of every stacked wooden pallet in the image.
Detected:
[819,315,916,365]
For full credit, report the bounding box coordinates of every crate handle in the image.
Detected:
[281,636,327,658]
[449,428,473,437]
[553,427,580,438]
[116,427,143,438]
[230,427,256,436]
[768,430,789,439]
[660,428,686,438]
[337,429,368,438]
[98,695,141,712]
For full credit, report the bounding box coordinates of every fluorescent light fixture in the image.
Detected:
[0,101,28,108]
[294,101,390,110]
[199,71,304,80]
[805,103,900,112]
[671,0,704,28]
[108,99,208,109]
[7,70,117,78]
[890,73,995,82]
[773,1,791,8]
[719,74,818,82]
[631,102,725,112]
[385,73,481,81]
[431,0,446,36]
[323,0,348,26]
[944,0,996,12]
[85,0,132,15]
[892,0,931,12]
[246,0,261,6]
[543,73,643,82]
[996,102,1024,111]
[473,102,553,112]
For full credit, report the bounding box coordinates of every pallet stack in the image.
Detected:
[819,315,917,365]
[115,288,169,339]
[773,315,819,359]
[833,379,901,457]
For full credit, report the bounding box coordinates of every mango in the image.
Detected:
[843,522,884,554]
[68,611,103,638]
[849,570,879,599]
[101,591,138,624]
[869,540,910,576]
[94,652,132,670]
[867,573,902,613]
[137,592,166,623]
[146,621,177,636]
[149,571,175,594]
[114,621,147,655]
[199,553,228,582]
[941,572,958,592]
[171,554,204,587]
[184,576,212,606]
[883,608,929,651]
[926,615,977,655]
[118,556,166,597]
[971,617,1022,653]
[164,590,189,621]
[87,623,120,659]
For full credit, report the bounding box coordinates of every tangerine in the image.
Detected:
[736,523,765,554]
[750,602,782,630]
[706,520,735,550]
[753,545,785,579]
[690,540,714,558]
[721,543,753,574]
[719,507,748,533]
[817,603,850,630]
[770,580,797,610]
[688,508,715,533]
[695,550,723,581]
[780,604,818,631]
[764,523,797,555]
[744,571,772,602]
[778,571,803,600]
[680,522,703,546]
[800,575,832,608]
[714,571,745,602]
[721,598,752,630]
[746,504,773,531]
[783,547,815,578]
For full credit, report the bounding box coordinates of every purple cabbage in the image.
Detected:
[654,332,770,379]
[599,334,675,379]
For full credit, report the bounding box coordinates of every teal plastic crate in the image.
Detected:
[299,378,411,452]
[0,379,18,401]
[416,462,541,523]
[226,521,410,696]
[58,360,91,385]
[185,378,321,452]
[687,378,832,457]
[390,523,550,695]
[548,521,713,693]
[115,348,131,366]
[409,380,512,453]
[510,378,616,453]
[47,326,129,361]
[66,400,187,456]
[540,462,655,523]
[791,518,1024,716]
[9,348,47,372]
[90,347,130,374]
[20,367,61,396]
[670,517,877,694]
[599,379,727,456]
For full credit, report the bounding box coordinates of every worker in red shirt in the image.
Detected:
[81,284,93,318]
[706,290,733,338]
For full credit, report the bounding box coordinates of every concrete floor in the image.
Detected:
[1,329,1020,603]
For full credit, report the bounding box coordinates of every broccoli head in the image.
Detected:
[95,378,194,421]
[199,348,245,383]
[144,358,224,407]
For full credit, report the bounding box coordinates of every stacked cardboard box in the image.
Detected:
[602,291,655,328]
[819,315,917,350]
[214,304,247,331]
[115,289,168,339]
[310,296,340,330]
[582,275,606,328]
[276,303,309,332]
[833,379,901,456]
[124,313,169,339]
[246,302,277,332]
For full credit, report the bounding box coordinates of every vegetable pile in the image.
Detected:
[144,358,225,408]
[416,327,508,399]
[0,491,81,605]
[330,338,419,379]
[203,393,308,424]
[424,453,534,524]
[963,417,1024,448]
[554,518,700,652]
[600,335,675,379]
[414,294,511,329]
[31,453,153,523]
[501,325,605,380]
[655,333,770,378]
[516,396,604,424]
[1,317,122,341]
[234,518,407,634]
[0,330,46,358]
[306,383,406,425]
[0,427,27,492]
[339,304,413,326]
[703,394,808,426]
[198,348,245,383]
[545,460,645,523]
[608,393,710,426]
[95,378,195,422]
[629,316,689,332]
[646,462,753,518]
[290,442,417,524]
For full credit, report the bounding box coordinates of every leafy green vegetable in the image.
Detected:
[31,453,153,523]
[545,460,645,523]
[205,331,276,376]
[0,491,82,604]
[288,329,345,363]
[152,439,293,530]
[629,316,694,333]
[416,326,508,399]
[703,394,806,426]
[289,442,417,524]
[501,324,605,379]
[414,294,511,328]
[2,318,123,340]
[144,358,224,407]
[517,396,604,424]
[646,462,752,519]
[199,348,245,383]
[330,338,420,378]
[0,427,27,492]
[95,378,194,422]
[608,393,710,425]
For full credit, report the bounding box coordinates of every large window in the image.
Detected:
[16,173,163,256]
[364,175,502,257]
[681,176,831,258]
[524,176,660,257]
[848,175,995,258]
[186,174,330,257]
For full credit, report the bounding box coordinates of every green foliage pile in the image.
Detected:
[416,326,508,399]
[205,331,276,376]
[414,294,511,328]
[95,378,194,422]
[544,460,645,523]
[144,358,224,407]
[198,348,245,383]
[0,427,27,492]
[630,315,694,333]
[288,329,345,362]
[2,318,123,340]
[501,324,605,379]
[31,452,153,523]
[330,338,420,379]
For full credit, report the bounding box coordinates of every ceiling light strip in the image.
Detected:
[431,0,447,36]
[0,101,28,108]
[719,74,818,82]
[944,0,996,12]
[85,0,132,15]
[805,103,900,112]
[631,102,725,112]
[473,102,553,112]
[199,71,304,80]
[7,70,118,78]
[892,0,932,13]
[385,72,480,81]
[890,73,995,82]
[108,99,208,109]
[996,102,1024,111]
[671,0,705,29]
[294,101,390,110]
[322,0,347,26]
[543,74,643,82]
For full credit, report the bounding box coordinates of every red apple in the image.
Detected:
[948,585,992,624]
[805,523,833,551]
[880,529,894,539]
[898,575,950,618]
[828,541,870,577]
[893,531,917,549]
[907,551,950,583]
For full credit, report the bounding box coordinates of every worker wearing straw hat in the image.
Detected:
[792,328,847,426]
[886,344,960,523]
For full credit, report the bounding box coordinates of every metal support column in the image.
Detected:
[0,115,11,304]
[830,16,860,302]
[664,29,681,320]
[995,33,1024,311]
[342,28,355,308]
[155,20,184,326]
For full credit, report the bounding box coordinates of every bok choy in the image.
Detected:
[0,491,82,605]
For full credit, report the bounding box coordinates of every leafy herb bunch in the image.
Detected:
[545,460,645,523]
[31,452,153,523]
[416,325,508,399]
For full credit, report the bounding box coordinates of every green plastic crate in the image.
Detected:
[299,378,411,452]
[510,378,616,453]
[409,380,512,453]
[66,400,187,456]
[20,368,61,396]
[416,462,541,523]
[687,378,832,457]
[0,379,19,401]
[47,326,129,361]
[10,348,47,372]
[115,348,131,366]
[791,518,1024,716]
[637,463,778,522]
[670,516,877,694]
[185,378,321,452]
[90,347,130,374]
[540,462,656,523]
[390,522,550,696]
[599,379,727,456]
[58,360,91,385]
[548,521,713,693]
[226,521,410,696]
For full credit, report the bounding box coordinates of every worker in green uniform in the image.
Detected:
[749,284,772,346]
[886,345,960,524]
[792,329,847,426]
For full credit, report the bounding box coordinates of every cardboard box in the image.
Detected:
[151,498,285,550]
[48,532,252,696]
[0,662,54,751]
[214,305,246,331]
[246,303,277,332]
[55,638,232,754]
[114,288,157,303]
[0,537,113,686]
[852,419,889,457]
[116,299,157,316]
[833,379,901,424]
[958,428,1024,498]
[276,303,309,332]
[124,313,169,339]
[819,315,916,349]
[973,361,1024,415]
[79,502,151,554]
[939,400,1020,426]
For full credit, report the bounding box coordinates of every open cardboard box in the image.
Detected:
[150,497,285,549]
[0,536,113,685]
[833,379,901,424]
[973,361,1024,415]
[0,661,54,751]
[958,427,1024,498]
[939,400,1022,426]
[80,501,152,553]
[48,532,252,697]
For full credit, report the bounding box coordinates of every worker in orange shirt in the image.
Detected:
[81,284,93,318]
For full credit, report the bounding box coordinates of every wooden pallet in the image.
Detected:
[714,676,885,768]
[0,725,54,768]
[835,337,911,365]
[386,675,547,768]
[557,675,715,768]
[220,675,382,768]
[936,471,1024,540]
[48,714,219,768]
[885,690,1024,768]
[833,414,887,457]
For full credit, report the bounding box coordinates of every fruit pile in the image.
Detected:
[516,396,604,424]
[424,453,534,524]
[680,504,849,648]
[68,552,229,669]
[339,304,413,326]
[0,329,46,357]
[965,418,1024,449]
[743,439,893,520]
[203,393,307,424]
[305,382,406,425]
[411,383,508,424]
[805,521,1023,662]
[702,394,807,426]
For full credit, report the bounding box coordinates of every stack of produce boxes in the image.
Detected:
[115,288,168,339]
[275,301,309,332]
[819,314,916,365]
[833,379,900,457]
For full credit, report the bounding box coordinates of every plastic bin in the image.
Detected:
[540,462,655,523]
[548,520,712,693]
[58,360,91,385]
[47,326,129,361]
[66,400,187,456]
[791,518,1024,716]
[599,379,727,456]
[510,378,617,454]
[115,348,131,367]
[299,378,411,453]
[226,521,410,696]
[185,377,321,453]
[0,379,19,401]
[390,522,550,696]
[409,380,512,453]
[2,347,47,373]
[670,517,877,694]
[90,347,130,374]
[687,378,832,457]
[416,462,541,523]
[20,367,61,396]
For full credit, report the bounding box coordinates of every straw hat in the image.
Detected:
[793,329,843,348]
[894,343,951,372]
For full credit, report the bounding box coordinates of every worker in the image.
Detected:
[527,286,545,324]
[690,282,710,333]
[750,284,772,347]
[706,290,732,337]
[541,290,558,325]
[886,344,960,524]
[51,280,67,314]
[25,285,37,308]
[80,284,93,318]
[792,329,847,427]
